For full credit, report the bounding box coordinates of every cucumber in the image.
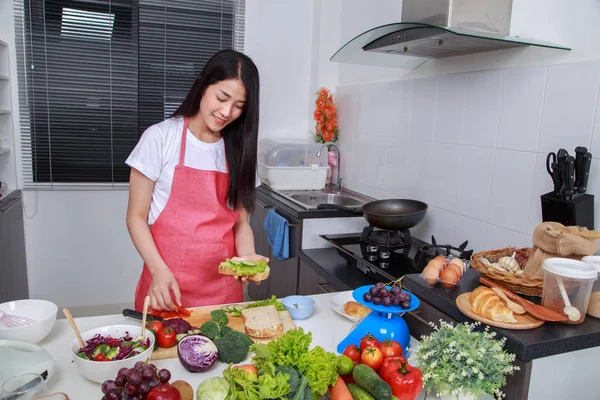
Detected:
[241,261,256,267]
[176,333,188,342]
[92,344,110,357]
[352,364,392,400]
[347,383,376,400]
[77,351,89,360]
[105,347,120,360]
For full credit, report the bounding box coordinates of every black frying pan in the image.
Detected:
[317,199,428,231]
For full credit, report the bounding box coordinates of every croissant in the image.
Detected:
[469,286,517,324]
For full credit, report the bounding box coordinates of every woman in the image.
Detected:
[126,49,268,312]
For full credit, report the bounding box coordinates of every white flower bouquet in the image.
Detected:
[412,320,520,399]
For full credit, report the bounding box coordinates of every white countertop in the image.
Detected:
[35,292,485,399]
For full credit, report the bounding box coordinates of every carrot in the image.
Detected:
[329,376,353,400]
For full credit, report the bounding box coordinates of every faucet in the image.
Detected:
[316,142,342,193]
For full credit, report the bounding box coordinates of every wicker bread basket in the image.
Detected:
[470,247,543,297]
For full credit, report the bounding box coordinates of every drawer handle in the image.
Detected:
[317,283,335,293]
[0,198,20,213]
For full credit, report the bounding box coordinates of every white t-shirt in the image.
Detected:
[126,117,259,225]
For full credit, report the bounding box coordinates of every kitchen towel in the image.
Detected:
[263,209,289,260]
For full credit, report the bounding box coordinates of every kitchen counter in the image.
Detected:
[34,293,437,399]
[299,247,600,361]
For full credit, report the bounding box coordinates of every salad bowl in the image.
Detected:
[70,324,155,383]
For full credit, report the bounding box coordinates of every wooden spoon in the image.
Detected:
[62,308,84,348]
[556,277,581,322]
[141,296,150,339]
[556,226,600,239]
[479,277,569,322]
[491,287,526,314]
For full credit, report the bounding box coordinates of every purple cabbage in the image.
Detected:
[177,334,218,372]
[163,318,192,334]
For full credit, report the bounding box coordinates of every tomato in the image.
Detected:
[342,344,361,363]
[147,384,182,400]
[233,364,258,376]
[361,346,383,371]
[379,356,408,382]
[359,333,379,352]
[157,327,177,348]
[379,339,403,359]
[93,353,107,362]
[147,320,164,333]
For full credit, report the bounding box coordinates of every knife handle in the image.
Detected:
[123,309,162,321]
[578,153,592,193]
[574,146,587,187]
[565,156,575,199]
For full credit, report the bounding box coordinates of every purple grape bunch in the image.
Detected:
[101,361,171,400]
[363,282,411,309]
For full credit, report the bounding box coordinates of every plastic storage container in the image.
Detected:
[541,258,598,324]
[582,256,600,318]
[258,139,329,190]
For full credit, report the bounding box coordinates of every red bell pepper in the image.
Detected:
[378,356,408,382]
[386,361,423,400]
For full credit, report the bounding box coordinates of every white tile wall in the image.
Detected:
[337,60,600,253]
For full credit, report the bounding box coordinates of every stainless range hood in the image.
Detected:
[331,0,570,69]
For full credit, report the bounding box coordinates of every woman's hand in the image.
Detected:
[234,254,270,286]
[148,267,182,310]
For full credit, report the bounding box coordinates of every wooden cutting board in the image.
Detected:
[456,292,544,330]
[150,304,292,360]
[150,304,245,360]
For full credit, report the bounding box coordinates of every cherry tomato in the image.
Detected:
[342,344,361,363]
[94,353,107,362]
[359,333,379,352]
[157,327,177,348]
[147,320,164,333]
[233,364,258,376]
[361,346,384,371]
[379,339,403,359]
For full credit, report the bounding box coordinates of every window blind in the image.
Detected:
[13,0,245,190]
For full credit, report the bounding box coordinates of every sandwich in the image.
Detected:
[219,257,270,282]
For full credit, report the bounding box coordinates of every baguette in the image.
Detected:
[469,286,517,324]
[241,305,283,338]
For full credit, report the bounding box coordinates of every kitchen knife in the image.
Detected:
[578,152,592,193]
[122,309,163,322]
[563,155,576,200]
[556,149,569,199]
[574,146,588,188]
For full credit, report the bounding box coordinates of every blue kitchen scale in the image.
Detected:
[336,285,420,355]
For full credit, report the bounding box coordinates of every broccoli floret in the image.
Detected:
[199,321,221,340]
[220,324,234,337]
[275,366,301,398]
[210,309,229,325]
[214,330,254,364]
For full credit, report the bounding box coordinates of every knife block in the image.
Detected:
[540,192,594,229]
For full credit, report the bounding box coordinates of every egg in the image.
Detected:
[440,267,460,288]
[446,263,463,278]
[422,265,440,285]
[427,258,446,271]
[433,255,448,264]
[449,258,465,272]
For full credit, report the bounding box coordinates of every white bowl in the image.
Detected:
[71,324,155,383]
[0,299,58,343]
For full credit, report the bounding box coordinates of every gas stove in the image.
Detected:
[321,227,473,282]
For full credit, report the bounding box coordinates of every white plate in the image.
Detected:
[330,292,361,322]
[0,339,56,387]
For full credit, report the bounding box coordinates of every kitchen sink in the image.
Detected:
[276,188,372,210]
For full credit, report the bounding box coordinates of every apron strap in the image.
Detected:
[179,117,189,166]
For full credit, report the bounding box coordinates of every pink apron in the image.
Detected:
[134,117,242,311]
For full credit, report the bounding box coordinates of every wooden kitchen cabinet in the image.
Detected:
[248,198,300,301]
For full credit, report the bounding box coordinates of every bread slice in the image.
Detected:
[241,305,283,338]
[279,311,296,332]
[219,264,271,282]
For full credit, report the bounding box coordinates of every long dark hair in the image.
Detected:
[171,49,260,214]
